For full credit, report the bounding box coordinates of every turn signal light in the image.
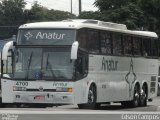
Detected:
[67,88,73,92]
[56,87,73,92]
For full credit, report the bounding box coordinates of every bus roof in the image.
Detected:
[19,19,158,39]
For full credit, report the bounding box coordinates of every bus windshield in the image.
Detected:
[17,29,76,45]
[13,47,74,80]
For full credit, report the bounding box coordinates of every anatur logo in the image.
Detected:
[102,57,118,71]
[36,32,66,40]
[24,32,33,40]
[125,58,137,97]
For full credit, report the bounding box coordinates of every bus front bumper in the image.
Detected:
[4,91,74,104]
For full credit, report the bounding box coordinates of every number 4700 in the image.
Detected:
[16,82,28,86]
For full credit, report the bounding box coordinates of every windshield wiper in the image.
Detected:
[46,53,49,70]
[25,51,33,80]
[46,53,56,79]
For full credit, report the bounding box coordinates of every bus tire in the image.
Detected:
[78,84,97,109]
[0,97,5,108]
[121,101,128,108]
[139,85,147,107]
[129,85,140,108]
[77,104,85,109]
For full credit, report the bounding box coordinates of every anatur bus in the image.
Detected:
[0,19,159,109]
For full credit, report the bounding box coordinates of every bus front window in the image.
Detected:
[13,47,74,80]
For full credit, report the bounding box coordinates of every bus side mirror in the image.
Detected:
[71,41,79,60]
[2,41,14,60]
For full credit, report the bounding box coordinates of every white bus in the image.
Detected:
[0,19,159,109]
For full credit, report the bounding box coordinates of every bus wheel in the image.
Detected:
[129,85,140,108]
[78,84,97,109]
[121,101,128,108]
[139,85,147,107]
[0,98,5,108]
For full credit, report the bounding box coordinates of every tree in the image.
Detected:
[0,0,26,25]
[93,0,144,29]
[138,0,160,34]
[94,0,160,32]
[26,1,75,22]
[78,11,102,20]
[0,2,3,24]
[93,0,160,54]
[0,0,26,38]
[0,0,76,38]
[102,3,144,29]
[26,1,47,22]
[94,0,128,11]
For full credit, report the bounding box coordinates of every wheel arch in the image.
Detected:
[87,81,97,92]
[132,81,141,97]
[134,81,140,91]
[142,82,148,98]
[90,82,97,91]
[85,81,97,102]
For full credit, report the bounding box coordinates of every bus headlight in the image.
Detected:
[56,87,73,92]
[13,86,26,91]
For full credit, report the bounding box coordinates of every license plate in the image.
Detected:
[34,96,45,100]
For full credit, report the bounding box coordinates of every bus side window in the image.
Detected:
[112,33,122,55]
[100,31,112,55]
[133,37,141,56]
[76,57,83,75]
[142,38,151,57]
[151,39,158,57]
[88,29,100,53]
[77,29,87,49]
[124,35,133,55]
[76,53,88,79]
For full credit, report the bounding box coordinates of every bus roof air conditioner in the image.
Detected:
[71,41,79,60]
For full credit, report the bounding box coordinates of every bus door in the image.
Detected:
[74,50,89,103]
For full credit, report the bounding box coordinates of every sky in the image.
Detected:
[25,0,98,15]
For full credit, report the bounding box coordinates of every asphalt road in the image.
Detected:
[0,97,160,120]
[0,114,146,120]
